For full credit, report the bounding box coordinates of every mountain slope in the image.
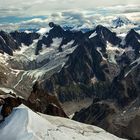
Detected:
[0,104,125,140]
[73,56,140,140]
[32,25,122,115]
[0,31,18,55]
[10,31,40,46]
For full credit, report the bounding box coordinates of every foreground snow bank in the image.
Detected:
[0,104,126,140]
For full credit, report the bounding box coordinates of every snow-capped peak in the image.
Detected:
[112,16,132,28]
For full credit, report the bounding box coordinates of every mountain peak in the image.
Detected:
[125,29,140,45]
[95,25,107,32]
[128,29,139,36]
[49,22,55,28]
[112,16,132,28]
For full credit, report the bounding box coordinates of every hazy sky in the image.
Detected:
[0,0,139,16]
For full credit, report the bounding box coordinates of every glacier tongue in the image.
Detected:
[0,104,126,140]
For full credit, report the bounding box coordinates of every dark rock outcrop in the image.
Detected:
[110,62,140,107]
[0,94,23,120]
[124,29,140,57]
[27,81,68,118]
[36,22,84,55]
[86,25,121,52]
[73,60,140,139]
[40,39,111,103]
[44,103,68,118]
[73,100,118,130]
[95,25,121,46]
[33,24,122,105]
[0,30,40,56]
[124,115,140,140]
[70,29,140,139]
[10,31,40,46]
[0,31,18,55]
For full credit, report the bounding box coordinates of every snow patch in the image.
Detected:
[89,31,97,39]
[106,42,124,64]
[0,35,6,44]
[61,40,75,51]
[24,30,32,34]
[0,104,125,140]
[14,71,28,88]
[125,57,140,77]
[96,47,106,61]
[37,28,50,35]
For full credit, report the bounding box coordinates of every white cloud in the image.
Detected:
[17,6,140,29]
[0,0,140,30]
[0,0,139,16]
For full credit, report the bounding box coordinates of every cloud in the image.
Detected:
[18,8,140,30]
[18,10,96,30]
[0,7,30,17]
[0,0,139,17]
[0,4,139,31]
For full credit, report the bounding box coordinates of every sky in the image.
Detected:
[0,0,139,17]
[0,0,139,31]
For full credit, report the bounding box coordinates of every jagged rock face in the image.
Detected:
[95,25,121,46]
[73,60,140,139]
[10,31,40,46]
[64,41,107,82]
[113,109,140,140]
[44,103,68,118]
[26,81,68,118]
[0,72,7,85]
[85,25,121,54]
[70,28,140,139]
[56,41,106,84]
[73,100,118,128]
[110,62,140,107]
[0,30,39,56]
[124,29,140,57]
[116,30,140,69]
[116,52,131,68]
[0,94,23,119]
[36,22,84,55]
[32,25,124,104]
[73,99,140,140]
[39,39,112,103]
[0,31,18,55]
[124,115,140,139]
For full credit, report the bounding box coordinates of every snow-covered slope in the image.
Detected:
[0,104,125,140]
[0,32,77,98]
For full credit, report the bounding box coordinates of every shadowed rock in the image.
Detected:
[27,81,68,118]
[0,94,23,120]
